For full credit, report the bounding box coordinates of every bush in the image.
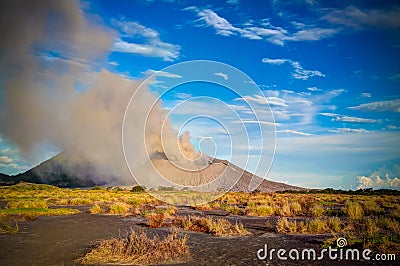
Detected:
[362,200,383,215]
[343,201,364,220]
[90,204,103,214]
[310,204,325,217]
[7,200,48,209]
[146,213,167,228]
[78,230,190,265]
[131,186,145,193]
[109,204,128,215]
[290,202,303,216]
[245,205,274,216]
[171,216,250,236]
[276,218,298,233]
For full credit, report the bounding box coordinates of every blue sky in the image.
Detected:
[1,0,400,189]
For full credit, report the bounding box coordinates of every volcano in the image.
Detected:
[0,152,304,192]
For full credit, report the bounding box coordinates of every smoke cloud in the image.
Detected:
[0,0,199,185]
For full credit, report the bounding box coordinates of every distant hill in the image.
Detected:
[0,152,305,192]
[0,152,98,187]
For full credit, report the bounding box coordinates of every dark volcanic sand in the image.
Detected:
[0,206,396,266]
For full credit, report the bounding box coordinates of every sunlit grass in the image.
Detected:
[78,230,190,265]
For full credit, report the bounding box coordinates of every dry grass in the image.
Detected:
[78,230,190,265]
[0,207,79,220]
[171,216,250,236]
[0,219,18,234]
[343,201,364,220]
[108,203,129,215]
[245,205,274,216]
[89,204,103,214]
[276,217,342,234]
[310,204,325,217]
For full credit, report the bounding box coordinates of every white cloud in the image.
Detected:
[226,0,239,5]
[112,20,180,61]
[290,61,325,80]
[0,156,13,164]
[307,87,322,92]
[261,58,288,65]
[241,120,280,126]
[361,92,371,98]
[235,95,268,105]
[262,58,325,80]
[266,97,288,107]
[286,28,339,42]
[186,7,337,46]
[358,174,400,190]
[320,112,380,123]
[329,128,371,134]
[324,5,400,29]
[348,99,400,112]
[214,72,229,80]
[175,93,192,99]
[334,115,379,123]
[387,125,398,130]
[319,112,338,117]
[144,69,183,78]
[108,61,119,66]
[277,129,314,136]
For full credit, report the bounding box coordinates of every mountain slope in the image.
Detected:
[0,152,305,191]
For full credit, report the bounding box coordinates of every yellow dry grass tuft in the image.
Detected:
[78,230,190,265]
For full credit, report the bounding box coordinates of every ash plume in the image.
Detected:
[0,0,199,185]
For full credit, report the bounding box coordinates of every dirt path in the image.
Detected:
[0,207,396,265]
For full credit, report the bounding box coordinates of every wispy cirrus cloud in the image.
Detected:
[277,129,314,136]
[112,20,180,61]
[348,99,400,112]
[329,127,370,134]
[214,72,229,80]
[319,112,380,123]
[262,57,325,80]
[144,69,183,78]
[185,7,338,46]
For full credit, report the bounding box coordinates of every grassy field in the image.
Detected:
[1,182,399,262]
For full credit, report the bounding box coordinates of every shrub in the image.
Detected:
[379,217,400,232]
[310,204,325,217]
[90,204,103,214]
[7,200,47,209]
[306,219,327,234]
[146,213,167,228]
[343,202,364,220]
[78,230,190,265]
[390,204,400,219]
[277,202,292,216]
[326,217,341,232]
[109,204,128,215]
[171,216,250,236]
[362,200,384,215]
[364,218,379,239]
[290,202,303,216]
[131,186,145,193]
[246,205,274,216]
[0,220,18,234]
[276,218,298,233]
